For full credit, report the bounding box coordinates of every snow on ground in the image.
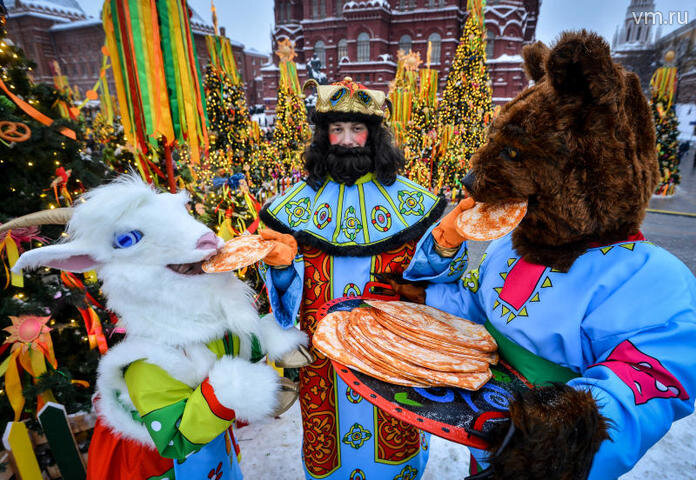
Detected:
[237,400,696,479]
[676,103,696,141]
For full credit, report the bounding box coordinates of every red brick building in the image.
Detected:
[5,0,269,107]
[262,0,539,114]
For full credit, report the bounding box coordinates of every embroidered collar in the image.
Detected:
[260,175,446,256]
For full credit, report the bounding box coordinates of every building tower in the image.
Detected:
[614,0,656,50]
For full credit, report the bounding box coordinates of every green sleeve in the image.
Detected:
[124,360,235,460]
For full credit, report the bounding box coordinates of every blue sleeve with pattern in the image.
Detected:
[570,251,696,479]
[403,223,468,283]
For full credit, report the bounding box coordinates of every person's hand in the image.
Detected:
[432,197,476,249]
[260,229,298,268]
[374,272,427,304]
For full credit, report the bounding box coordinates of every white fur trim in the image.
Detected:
[257,314,308,361]
[95,338,218,445]
[207,357,280,422]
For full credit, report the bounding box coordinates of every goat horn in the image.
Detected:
[0,207,74,234]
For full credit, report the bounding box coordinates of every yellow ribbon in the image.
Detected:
[0,232,23,288]
[4,350,23,420]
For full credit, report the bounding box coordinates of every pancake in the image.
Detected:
[455,200,527,241]
[202,235,274,272]
[369,308,499,364]
[351,308,489,373]
[365,300,497,352]
[313,311,426,387]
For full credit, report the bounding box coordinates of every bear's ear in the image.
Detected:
[545,30,622,104]
[522,41,549,83]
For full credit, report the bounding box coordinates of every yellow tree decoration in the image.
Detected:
[437,0,492,187]
[1,315,57,420]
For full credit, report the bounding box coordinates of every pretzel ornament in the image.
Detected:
[0,121,31,143]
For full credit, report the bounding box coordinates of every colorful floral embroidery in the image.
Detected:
[343,283,361,297]
[342,206,363,241]
[393,465,418,480]
[285,197,311,227]
[448,253,467,276]
[349,469,367,480]
[371,205,392,232]
[342,423,372,449]
[397,190,425,216]
[313,202,332,230]
[346,387,363,404]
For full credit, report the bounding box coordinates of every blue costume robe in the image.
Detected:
[259,173,450,480]
[404,229,696,478]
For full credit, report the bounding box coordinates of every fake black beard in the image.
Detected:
[325,145,374,186]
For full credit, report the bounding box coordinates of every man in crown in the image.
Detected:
[258,77,456,479]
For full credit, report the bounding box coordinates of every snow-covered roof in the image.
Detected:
[189,5,214,35]
[7,0,86,19]
[245,48,269,58]
[344,0,390,12]
[613,41,653,52]
[390,4,458,15]
[487,54,523,64]
[50,17,102,31]
[343,59,397,67]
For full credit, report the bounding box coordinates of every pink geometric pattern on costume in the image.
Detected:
[499,258,546,310]
[597,340,689,405]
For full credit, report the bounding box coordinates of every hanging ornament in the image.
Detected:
[0,120,31,143]
[275,38,297,63]
[0,315,58,420]
[50,167,73,206]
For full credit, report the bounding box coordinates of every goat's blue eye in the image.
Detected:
[113,230,143,249]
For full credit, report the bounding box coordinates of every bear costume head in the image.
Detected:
[462,30,659,271]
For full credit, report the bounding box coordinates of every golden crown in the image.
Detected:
[304,77,387,118]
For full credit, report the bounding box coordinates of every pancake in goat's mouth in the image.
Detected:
[167,261,205,275]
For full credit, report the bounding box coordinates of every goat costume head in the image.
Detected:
[12,174,259,346]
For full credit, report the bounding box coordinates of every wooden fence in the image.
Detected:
[1,403,95,480]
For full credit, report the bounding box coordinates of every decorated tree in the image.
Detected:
[272,38,311,178]
[0,20,118,437]
[402,96,437,186]
[437,0,493,186]
[650,51,680,196]
[205,65,252,161]
[389,50,443,190]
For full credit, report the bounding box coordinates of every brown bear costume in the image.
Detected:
[396,30,696,479]
[465,32,659,272]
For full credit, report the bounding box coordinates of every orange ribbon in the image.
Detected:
[0,77,76,140]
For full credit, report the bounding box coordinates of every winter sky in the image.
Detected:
[81,0,694,54]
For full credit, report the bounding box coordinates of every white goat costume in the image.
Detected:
[14,175,305,480]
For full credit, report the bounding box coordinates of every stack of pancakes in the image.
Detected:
[314,300,498,391]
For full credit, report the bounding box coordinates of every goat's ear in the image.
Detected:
[13,243,100,273]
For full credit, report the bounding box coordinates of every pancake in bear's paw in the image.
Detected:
[455,201,527,241]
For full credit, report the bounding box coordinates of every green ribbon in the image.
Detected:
[484,320,579,386]
[158,0,181,142]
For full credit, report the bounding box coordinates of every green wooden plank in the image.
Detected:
[2,421,43,480]
[37,402,86,480]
